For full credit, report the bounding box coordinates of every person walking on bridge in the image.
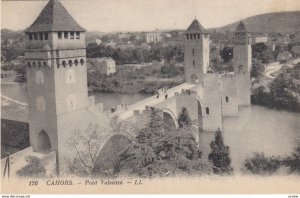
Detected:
[165,93,168,100]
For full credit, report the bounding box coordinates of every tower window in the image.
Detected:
[226,96,229,103]
[67,95,76,110]
[39,32,43,40]
[33,33,38,40]
[44,32,48,40]
[64,31,68,39]
[194,34,196,39]
[193,60,195,66]
[68,60,73,67]
[62,60,67,67]
[74,59,79,66]
[186,34,189,40]
[70,32,74,39]
[66,69,76,84]
[197,34,200,39]
[58,32,62,39]
[76,32,80,39]
[206,107,210,115]
[80,59,84,65]
[190,34,193,40]
[192,48,195,55]
[29,33,33,40]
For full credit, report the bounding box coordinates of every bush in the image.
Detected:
[244,152,282,175]
[17,156,46,178]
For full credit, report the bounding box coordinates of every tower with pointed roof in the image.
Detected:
[233,21,252,105]
[24,0,93,173]
[183,19,210,85]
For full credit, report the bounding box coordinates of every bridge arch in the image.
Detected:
[163,108,179,130]
[93,134,132,176]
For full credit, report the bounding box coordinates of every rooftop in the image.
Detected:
[25,0,85,33]
[185,19,207,34]
[235,21,248,33]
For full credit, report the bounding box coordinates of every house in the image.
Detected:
[144,31,162,43]
[90,58,116,75]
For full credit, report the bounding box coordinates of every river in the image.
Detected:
[1,83,300,173]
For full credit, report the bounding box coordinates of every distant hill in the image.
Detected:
[215,11,300,34]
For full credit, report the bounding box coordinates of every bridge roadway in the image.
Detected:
[115,82,197,120]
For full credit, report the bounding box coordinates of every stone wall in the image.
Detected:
[221,74,238,116]
[201,74,222,131]
[238,74,251,105]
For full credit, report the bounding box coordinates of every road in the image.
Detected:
[264,58,300,79]
[116,82,197,120]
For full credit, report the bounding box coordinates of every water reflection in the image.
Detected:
[223,105,300,172]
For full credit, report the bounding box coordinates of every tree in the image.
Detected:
[252,43,274,64]
[251,59,265,78]
[65,120,136,177]
[17,156,46,178]
[177,107,192,128]
[208,129,233,175]
[243,152,282,175]
[283,144,300,174]
[220,46,233,63]
[119,108,212,178]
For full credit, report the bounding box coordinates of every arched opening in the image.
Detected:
[62,60,67,68]
[238,65,245,74]
[80,59,84,65]
[198,100,203,131]
[37,130,51,154]
[163,109,178,131]
[190,74,199,84]
[74,59,79,66]
[94,134,131,176]
[68,60,73,67]
[226,96,229,103]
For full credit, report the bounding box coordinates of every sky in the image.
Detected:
[1,0,300,32]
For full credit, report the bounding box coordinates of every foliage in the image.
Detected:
[66,123,114,177]
[251,59,265,78]
[283,144,300,174]
[17,156,46,178]
[88,70,120,93]
[177,107,192,128]
[86,43,184,65]
[220,46,233,63]
[160,63,183,77]
[66,120,136,177]
[252,43,274,64]
[243,152,282,175]
[119,109,212,178]
[251,74,300,112]
[208,130,233,175]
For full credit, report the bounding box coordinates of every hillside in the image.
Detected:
[216,11,300,34]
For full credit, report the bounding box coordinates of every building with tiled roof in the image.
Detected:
[25,0,85,33]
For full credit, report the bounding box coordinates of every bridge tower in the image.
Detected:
[183,19,210,85]
[233,21,252,105]
[24,0,88,173]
